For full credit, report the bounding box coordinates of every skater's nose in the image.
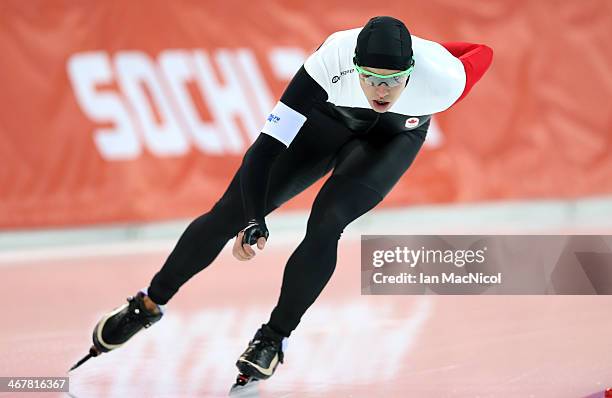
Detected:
[375,85,390,98]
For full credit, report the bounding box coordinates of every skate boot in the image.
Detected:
[230,324,285,394]
[69,292,162,371]
[92,291,163,353]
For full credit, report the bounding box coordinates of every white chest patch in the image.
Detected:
[405,117,420,129]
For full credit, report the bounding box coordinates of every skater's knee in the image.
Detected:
[305,207,347,240]
[306,176,383,237]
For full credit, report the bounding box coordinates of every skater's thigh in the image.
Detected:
[265,108,353,211]
[331,128,427,198]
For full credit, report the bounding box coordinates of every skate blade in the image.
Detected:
[229,375,260,397]
[68,346,100,372]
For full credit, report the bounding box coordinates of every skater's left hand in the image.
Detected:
[233,220,268,261]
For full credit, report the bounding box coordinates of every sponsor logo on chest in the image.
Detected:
[332,68,355,83]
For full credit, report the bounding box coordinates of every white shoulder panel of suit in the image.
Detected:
[304,28,467,115]
[262,27,467,147]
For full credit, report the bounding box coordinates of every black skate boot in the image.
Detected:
[92,291,163,353]
[230,324,285,394]
[69,292,162,371]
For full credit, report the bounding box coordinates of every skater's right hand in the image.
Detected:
[233,219,268,261]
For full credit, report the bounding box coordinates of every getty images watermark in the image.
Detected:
[370,245,500,285]
[361,235,612,295]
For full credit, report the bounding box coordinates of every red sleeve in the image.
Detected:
[441,42,494,103]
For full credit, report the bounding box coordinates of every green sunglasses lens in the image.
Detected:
[354,61,414,79]
[354,63,414,87]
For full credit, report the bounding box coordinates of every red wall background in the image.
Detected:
[1,0,611,228]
